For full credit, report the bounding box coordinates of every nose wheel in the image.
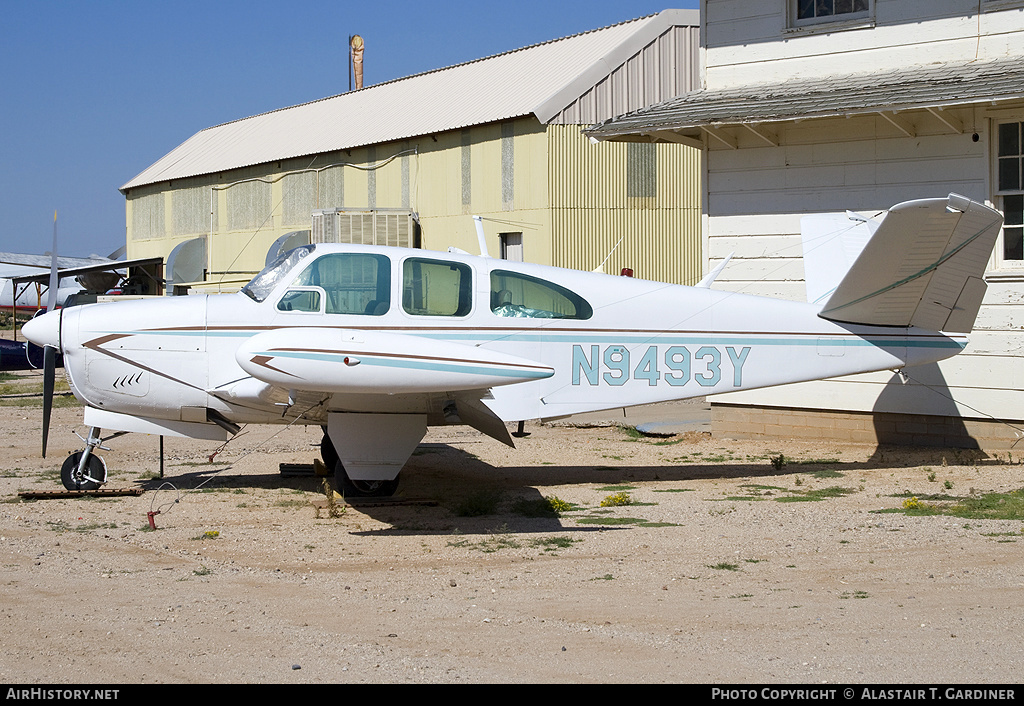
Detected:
[58,426,121,491]
[60,451,107,491]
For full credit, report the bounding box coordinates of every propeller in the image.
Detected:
[41,211,59,457]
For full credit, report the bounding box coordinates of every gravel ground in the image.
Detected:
[1,392,1023,684]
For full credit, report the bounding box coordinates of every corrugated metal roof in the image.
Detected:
[122,9,698,192]
[586,57,1024,140]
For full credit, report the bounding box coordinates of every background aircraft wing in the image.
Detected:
[0,252,114,270]
[7,256,161,285]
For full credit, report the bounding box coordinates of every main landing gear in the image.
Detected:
[321,431,399,498]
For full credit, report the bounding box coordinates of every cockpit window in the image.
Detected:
[242,244,316,302]
[490,270,592,319]
[289,252,391,315]
[277,288,322,313]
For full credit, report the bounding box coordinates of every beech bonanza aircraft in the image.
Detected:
[23,194,1003,496]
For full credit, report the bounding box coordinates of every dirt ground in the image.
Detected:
[1,379,1023,684]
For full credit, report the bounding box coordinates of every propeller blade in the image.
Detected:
[42,345,55,458]
[41,212,58,457]
[45,211,59,312]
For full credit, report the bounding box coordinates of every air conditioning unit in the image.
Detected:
[310,209,416,249]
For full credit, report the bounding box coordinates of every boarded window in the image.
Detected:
[320,165,345,209]
[282,172,316,226]
[227,180,272,231]
[461,129,472,207]
[131,192,165,240]
[627,142,657,199]
[367,146,377,209]
[501,122,514,209]
[172,186,209,236]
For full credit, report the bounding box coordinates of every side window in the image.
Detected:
[402,258,473,317]
[290,252,391,315]
[490,270,592,320]
[277,288,322,313]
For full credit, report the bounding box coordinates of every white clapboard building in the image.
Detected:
[588,1,1024,450]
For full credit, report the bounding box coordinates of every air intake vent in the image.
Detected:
[311,209,415,249]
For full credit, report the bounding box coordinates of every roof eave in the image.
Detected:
[588,92,1024,143]
[532,9,699,124]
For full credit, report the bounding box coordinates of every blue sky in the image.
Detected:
[0,1,698,258]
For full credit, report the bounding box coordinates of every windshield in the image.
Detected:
[241,244,316,302]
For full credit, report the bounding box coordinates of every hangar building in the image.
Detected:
[121,10,701,294]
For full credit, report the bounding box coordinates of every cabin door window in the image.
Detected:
[401,258,473,317]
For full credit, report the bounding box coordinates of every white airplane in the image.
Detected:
[23,194,1003,495]
[0,253,113,372]
[0,255,100,313]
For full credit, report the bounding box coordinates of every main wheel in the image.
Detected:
[60,452,107,491]
[320,432,339,471]
[333,459,399,498]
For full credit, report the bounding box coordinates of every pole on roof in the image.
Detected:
[351,35,364,90]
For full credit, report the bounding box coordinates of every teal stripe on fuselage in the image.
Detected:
[407,331,965,350]
[132,328,965,351]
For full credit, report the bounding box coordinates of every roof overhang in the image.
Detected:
[586,57,1024,146]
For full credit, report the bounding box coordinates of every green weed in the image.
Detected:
[810,468,845,478]
[617,425,643,441]
[708,562,740,571]
[839,590,870,599]
[775,486,857,503]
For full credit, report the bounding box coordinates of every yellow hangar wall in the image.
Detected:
[124,118,700,290]
[547,124,701,286]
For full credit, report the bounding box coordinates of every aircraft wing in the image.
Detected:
[8,256,163,286]
[0,252,115,270]
[818,194,1003,333]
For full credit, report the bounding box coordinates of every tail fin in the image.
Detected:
[800,210,877,306]
[811,194,1002,332]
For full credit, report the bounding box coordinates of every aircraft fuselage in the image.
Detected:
[33,243,963,436]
